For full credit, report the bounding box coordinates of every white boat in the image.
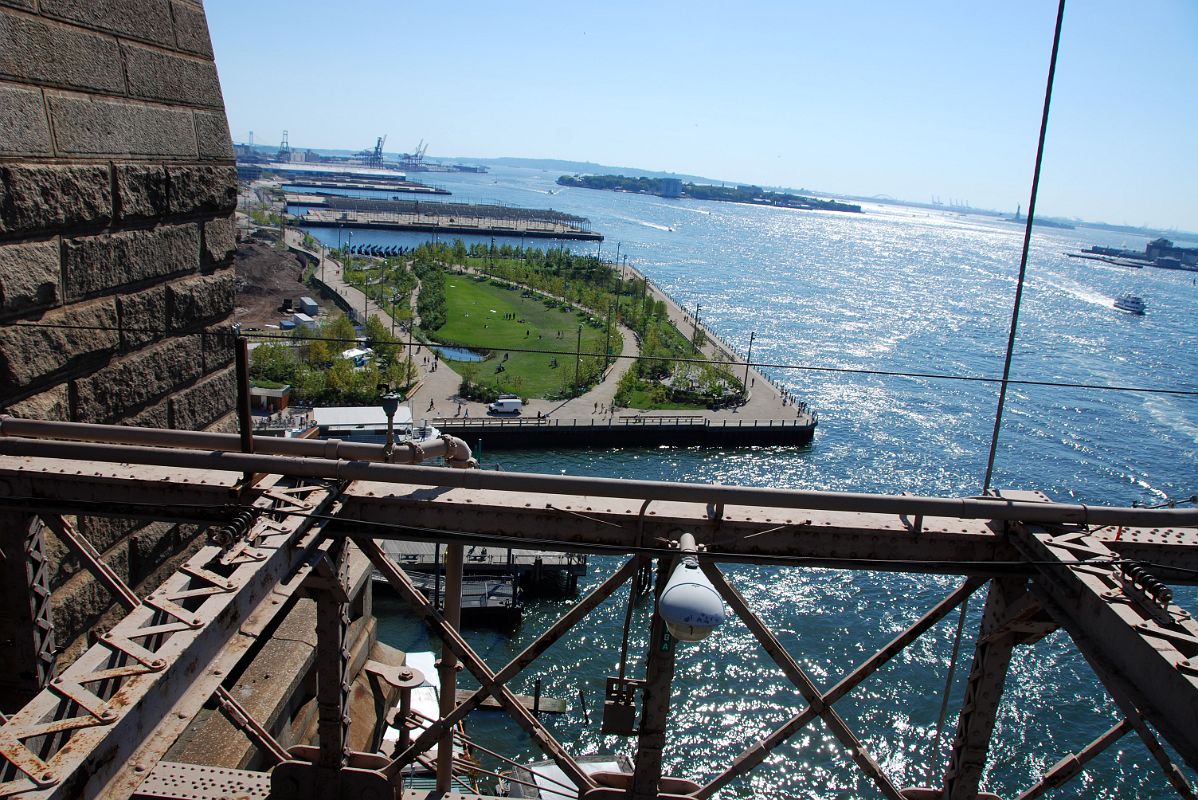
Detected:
[1114,294,1146,315]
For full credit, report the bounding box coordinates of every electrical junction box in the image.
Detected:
[601,676,644,735]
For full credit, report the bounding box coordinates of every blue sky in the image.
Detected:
[206,1,1197,230]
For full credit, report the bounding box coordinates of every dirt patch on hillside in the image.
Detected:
[233,234,314,328]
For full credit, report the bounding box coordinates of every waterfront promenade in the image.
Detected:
[281,229,815,444]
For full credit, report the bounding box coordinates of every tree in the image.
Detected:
[364,315,398,365]
[250,342,296,384]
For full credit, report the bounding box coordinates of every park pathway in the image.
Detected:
[282,229,813,428]
[283,229,643,421]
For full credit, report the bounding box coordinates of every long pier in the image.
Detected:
[287,195,602,241]
[294,209,603,240]
[430,414,815,449]
[284,179,450,195]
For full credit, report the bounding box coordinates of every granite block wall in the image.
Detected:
[0,0,239,705]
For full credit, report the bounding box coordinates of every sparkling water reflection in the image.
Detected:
[351,167,1198,798]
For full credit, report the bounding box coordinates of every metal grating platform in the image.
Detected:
[135,762,271,800]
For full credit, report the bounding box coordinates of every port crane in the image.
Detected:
[358,135,387,168]
[400,139,429,169]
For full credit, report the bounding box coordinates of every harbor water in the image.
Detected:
[304,167,1198,797]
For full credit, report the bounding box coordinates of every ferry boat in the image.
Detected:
[1113,294,1146,315]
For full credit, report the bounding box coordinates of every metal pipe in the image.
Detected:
[234,338,254,457]
[0,429,1195,529]
[0,415,475,468]
[435,543,463,794]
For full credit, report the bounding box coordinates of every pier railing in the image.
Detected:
[432,415,813,430]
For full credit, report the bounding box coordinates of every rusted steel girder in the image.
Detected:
[0,415,477,469]
[1015,719,1131,800]
[2,434,1196,530]
[0,480,341,799]
[311,542,351,775]
[629,556,678,800]
[41,515,141,611]
[3,450,1197,575]
[392,558,640,768]
[436,543,463,794]
[1011,523,1198,774]
[940,577,1039,800]
[0,514,55,710]
[356,537,597,793]
[213,686,291,766]
[696,578,984,799]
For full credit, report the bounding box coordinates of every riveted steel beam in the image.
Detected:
[0,479,342,799]
[697,578,983,799]
[356,537,596,793]
[703,562,906,800]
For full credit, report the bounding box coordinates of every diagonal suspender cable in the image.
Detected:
[925,594,971,784]
[982,0,1068,494]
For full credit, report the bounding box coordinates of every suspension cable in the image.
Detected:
[982,0,1068,493]
[926,594,972,783]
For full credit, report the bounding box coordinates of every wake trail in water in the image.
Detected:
[1033,274,1113,308]
[647,202,711,215]
[1144,396,1198,446]
[614,215,674,232]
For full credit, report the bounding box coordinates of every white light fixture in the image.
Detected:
[657,532,725,642]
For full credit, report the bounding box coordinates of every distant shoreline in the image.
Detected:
[557,174,862,214]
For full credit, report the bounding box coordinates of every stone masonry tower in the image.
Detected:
[0,0,238,706]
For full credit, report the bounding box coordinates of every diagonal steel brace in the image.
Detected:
[697,577,983,799]
[355,536,598,792]
[702,561,906,800]
[41,515,140,611]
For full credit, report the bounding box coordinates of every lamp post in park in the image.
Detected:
[742,331,755,391]
[574,324,583,396]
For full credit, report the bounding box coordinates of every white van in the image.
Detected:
[487,397,523,415]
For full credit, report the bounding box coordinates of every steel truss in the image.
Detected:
[0,421,1195,798]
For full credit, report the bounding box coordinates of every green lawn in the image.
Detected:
[432,275,620,398]
[621,387,706,411]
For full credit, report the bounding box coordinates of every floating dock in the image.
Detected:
[378,540,586,593]
[374,568,522,626]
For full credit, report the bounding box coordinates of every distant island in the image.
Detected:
[557,174,862,214]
